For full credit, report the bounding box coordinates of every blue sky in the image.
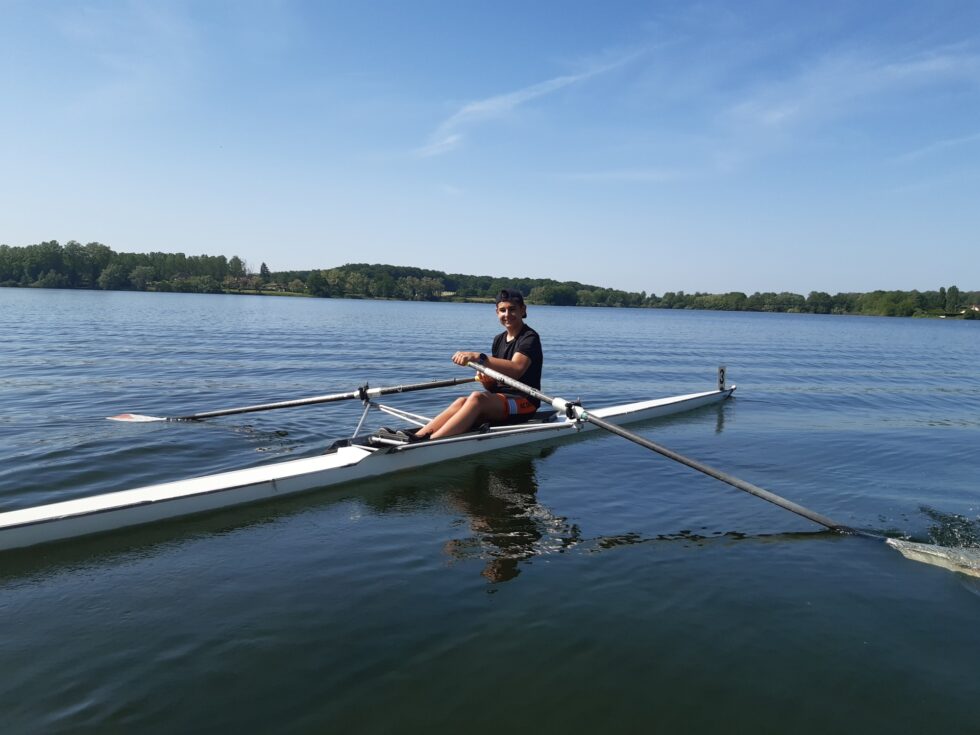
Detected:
[2,1,978,294]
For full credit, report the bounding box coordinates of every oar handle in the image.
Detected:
[466,361,575,416]
[467,361,850,533]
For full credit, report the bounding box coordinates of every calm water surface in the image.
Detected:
[1,288,979,734]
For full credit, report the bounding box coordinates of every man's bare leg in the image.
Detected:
[415,396,467,438]
[427,392,506,439]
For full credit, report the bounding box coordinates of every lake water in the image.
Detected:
[1,288,979,734]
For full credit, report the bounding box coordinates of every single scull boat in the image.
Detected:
[0,371,735,551]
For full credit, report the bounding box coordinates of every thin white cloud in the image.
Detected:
[728,47,980,131]
[417,53,639,157]
[558,168,691,183]
[890,167,980,194]
[893,131,980,163]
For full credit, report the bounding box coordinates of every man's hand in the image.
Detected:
[476,371,498,389]
[452,351,481,366]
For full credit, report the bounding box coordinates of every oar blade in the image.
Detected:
[886,538,980,578]
[107,413,167,423]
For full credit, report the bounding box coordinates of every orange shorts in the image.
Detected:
[493,393,538,417]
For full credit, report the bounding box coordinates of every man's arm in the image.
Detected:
[489,351,530,379]
[451,350,530,379]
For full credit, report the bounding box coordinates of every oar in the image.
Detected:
[470,362,980,577]
[469,362,850,532]
[108,376,477,423]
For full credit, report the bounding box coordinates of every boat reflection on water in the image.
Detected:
[441,402,730,583]
[443,448,580,583]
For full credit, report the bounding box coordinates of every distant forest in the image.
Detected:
[2,240,978,319]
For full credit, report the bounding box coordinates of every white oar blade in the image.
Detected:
[886,538,980,578]
[107,413,167,423]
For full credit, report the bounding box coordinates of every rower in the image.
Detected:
[387,289,544,442]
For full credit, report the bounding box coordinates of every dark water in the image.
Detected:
[1,288,979,734]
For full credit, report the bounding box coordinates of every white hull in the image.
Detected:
[0,387,734,551]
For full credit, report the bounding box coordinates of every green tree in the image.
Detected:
[34,269,68,288]
[806,291,833,314]
[370,273,397,298]
[61,241,91,287]
[418,277,444,300]
[946,285,961,313]
[306,270,329,296]
[722,292,748,310]
[129,266,156,290]
[325,268,347,295]
[346,271,371,296]
[228,256,246,278]
[84,242,114,279]
[23,241,63,282]
[529,284,577,306]
[98,262,130,290]
[0,244,17,284]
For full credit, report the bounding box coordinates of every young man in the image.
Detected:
[398,289,543,442]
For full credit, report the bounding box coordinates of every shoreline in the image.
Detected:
[2,284,975,319]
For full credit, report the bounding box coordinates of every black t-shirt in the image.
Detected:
[490,324,543,407]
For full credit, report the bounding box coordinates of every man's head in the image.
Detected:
[496,289,527,319]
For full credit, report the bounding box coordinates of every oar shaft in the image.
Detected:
[469,362,849,533]
[175,390,360,420]
[587,412,847,531]
[170,376,477,421]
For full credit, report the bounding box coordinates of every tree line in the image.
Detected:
[2,240,977,318]
[0,240,249,294]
